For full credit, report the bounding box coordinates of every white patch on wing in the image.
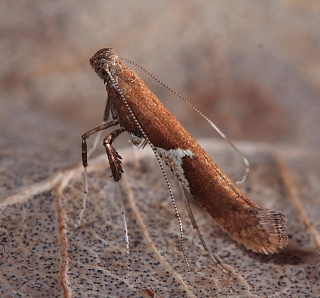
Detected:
[155,147,194,189]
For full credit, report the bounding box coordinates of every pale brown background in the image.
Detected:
[1,1,319,297]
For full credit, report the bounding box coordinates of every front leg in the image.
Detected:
[76,120,121,228]
[81,120,119,168]
[103,128,125,182]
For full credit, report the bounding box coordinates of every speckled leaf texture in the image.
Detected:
[1,1,319,297]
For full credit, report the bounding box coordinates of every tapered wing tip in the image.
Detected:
[232,209,288,254]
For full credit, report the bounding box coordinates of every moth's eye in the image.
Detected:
[98,68,108,79]
[133,129,142,138]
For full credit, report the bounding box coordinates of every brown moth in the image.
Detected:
[82,48,288,256]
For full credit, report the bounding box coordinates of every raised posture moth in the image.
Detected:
[82,48,288,257]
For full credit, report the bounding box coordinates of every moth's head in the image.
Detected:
[90,48,119,80]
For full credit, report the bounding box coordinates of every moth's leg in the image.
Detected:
[81,120,119,168]
[102,127,130,253]
[102,95,112,121]
[88,94,118,157]
[76,120,120,228]
[85,93,117,159]
[103,128,125,182]
[103,86,119,122]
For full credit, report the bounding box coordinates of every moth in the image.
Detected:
[81,48,288,258]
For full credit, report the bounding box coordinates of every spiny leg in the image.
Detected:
[103,128,125,182]
[103,128,131,253]
[75,120,120,228]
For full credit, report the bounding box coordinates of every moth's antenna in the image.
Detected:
[179,183,228,273]
[106,67,191,268]
[120,57,249,184]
